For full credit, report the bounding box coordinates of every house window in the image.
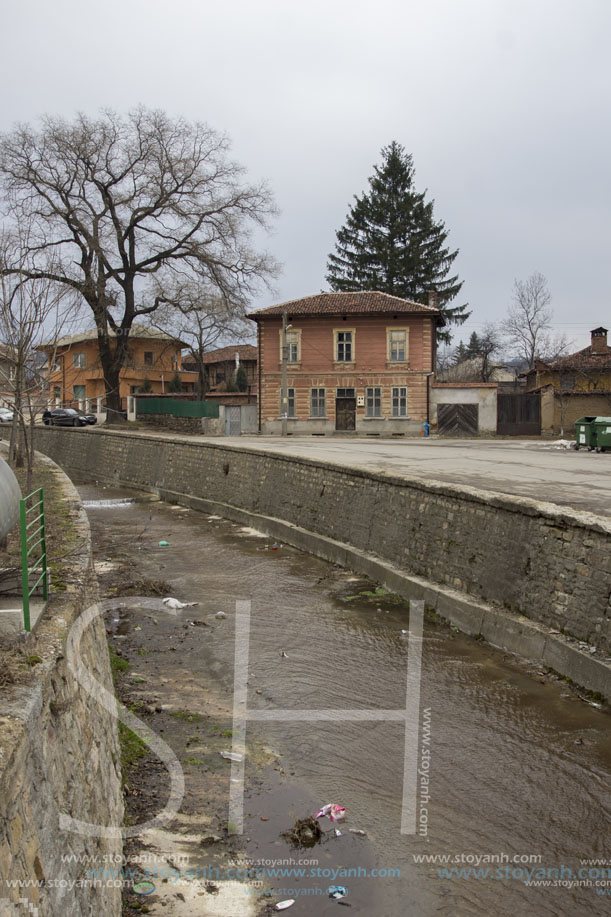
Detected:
[53,386,61,400]
[73,385,86,401]
[73,353,86,368]
[336,388,355,398]
[559,374,575,392]
[311,388,326,417]
[388,329,408,362]
[392,386,408,417]
[279,328,301,363]
[366,387,382,417]
[50,359,61,373]
[336,331,353,362]
[287,388,295,417]
[144,351,154,366]
[287,331,300,362]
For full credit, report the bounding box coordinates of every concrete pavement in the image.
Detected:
[204,436,611,516]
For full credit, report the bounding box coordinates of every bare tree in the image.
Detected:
[151,280,252,399]
[502,271,571,369]
[478,323,502,382]
[0,228,76,487]
[0,108,278,420]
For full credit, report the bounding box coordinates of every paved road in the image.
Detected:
[204,436,611,516]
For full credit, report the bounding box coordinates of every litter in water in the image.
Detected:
[215,611,227,620]
[162,597,199,609]
[327,885,347,899]
[348,828,367,836]
[315,803,346,822]
[220,751,243,762]
[275,901,295,911]
[158,540,170,547]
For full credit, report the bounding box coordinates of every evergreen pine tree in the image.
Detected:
[167,372,184,393]
[466,332,481,357]
[326,142,469,342]
[235,365,248,392]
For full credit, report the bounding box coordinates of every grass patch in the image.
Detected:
[170,710,205,723]
[26,654,42,666]
[118,722,147,785]
[184,756,206,766]
[109,645,130,682]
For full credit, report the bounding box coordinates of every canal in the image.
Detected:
[79,481,611,917]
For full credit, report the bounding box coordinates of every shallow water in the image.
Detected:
[80,481,611,916]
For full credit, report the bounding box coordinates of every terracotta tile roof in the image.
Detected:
[198,344,257,364]
[545,345,611,372]
[248,291,443,320]
[39,323,184,349]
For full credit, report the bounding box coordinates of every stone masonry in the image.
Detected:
[0,456,122,917]
[34,428,611,653]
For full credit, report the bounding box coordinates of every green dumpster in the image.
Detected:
[591,417,611,453]
[574,416,598,451]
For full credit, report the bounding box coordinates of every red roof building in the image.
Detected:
[248,291,443,434]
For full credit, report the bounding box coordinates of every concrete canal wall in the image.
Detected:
[0,454,122,917]
[35,427,611,699]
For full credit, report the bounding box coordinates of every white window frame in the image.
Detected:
[392,386,408,417]
[287,387,296,417]
[388,328,408,362]
[310,387,326,417]
[278,328,302,364]
[366,386,382,417]
[334,328,355,363]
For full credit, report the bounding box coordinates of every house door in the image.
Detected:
[335,389,356,431]
[225,405,241,435]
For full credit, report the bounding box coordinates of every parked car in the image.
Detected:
[0,407,14,423]
[42,408,97,427]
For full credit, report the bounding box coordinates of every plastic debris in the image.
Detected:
[348,828,367,836]
[215,611,227,620]
[162,597,199,609]
[275,901,295,911]
[327,885,347,899]
[220,751,243,762]
[271,543,279,550]
[315,804,346,822]
[334,828,342,837]
[158,540,170,547]
[280,651,289,658]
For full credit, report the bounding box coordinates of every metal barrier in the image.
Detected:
[20,488,49,632]
[136,397,219,418]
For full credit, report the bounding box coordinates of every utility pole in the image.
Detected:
[281,310,288,437]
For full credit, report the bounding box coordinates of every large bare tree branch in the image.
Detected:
[0,107,278,419]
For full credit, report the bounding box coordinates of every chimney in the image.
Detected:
[590,327,608,354]
[428,290,438,310]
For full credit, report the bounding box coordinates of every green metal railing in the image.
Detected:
[20,488,48,632]
[136,398,219,418]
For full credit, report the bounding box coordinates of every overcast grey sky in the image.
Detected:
[2,0,609,348]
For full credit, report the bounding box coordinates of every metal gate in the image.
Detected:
[225,405,241,435]
[437,403,479,436]
[497,393,540,435]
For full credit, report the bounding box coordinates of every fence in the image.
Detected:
[20,487,49,632]
[136,398,219,418]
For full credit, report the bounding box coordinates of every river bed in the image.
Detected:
[79,481,611,917]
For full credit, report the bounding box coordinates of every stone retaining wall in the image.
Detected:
[0,455,122,916]
[34,428,611,656]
